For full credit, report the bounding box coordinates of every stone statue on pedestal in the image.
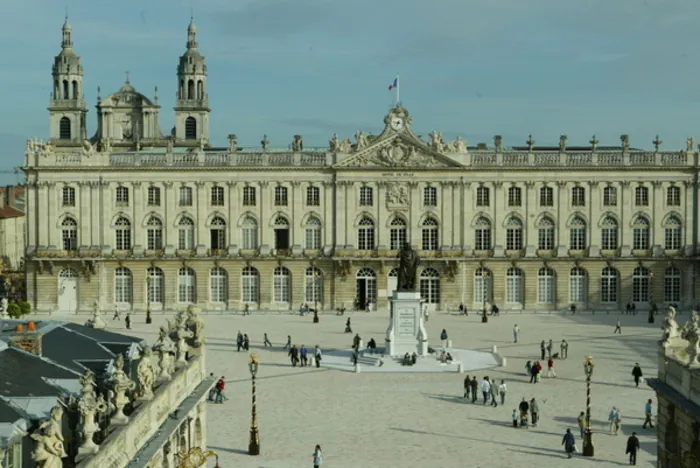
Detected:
[30,424,66,468]
[85,301,106,329]
[186,305,205,347]
[397,243,420,291]
[174,318,194,366]
[154,325,176,380]
[73,370,108,456]
[137,346,156,400]
[661,305,680,348]
[681,311,700,367]
[108,354,136,425]
[38,406,64,445]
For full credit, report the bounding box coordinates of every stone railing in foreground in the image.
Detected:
[76,350,206,468]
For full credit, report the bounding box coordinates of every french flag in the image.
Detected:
[388,77,398,90]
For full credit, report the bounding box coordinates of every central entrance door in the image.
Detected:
[355,268,377,310]
[58,268,78,313]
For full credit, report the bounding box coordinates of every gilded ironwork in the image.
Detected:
[176,447,219,468]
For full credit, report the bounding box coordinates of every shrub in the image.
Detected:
[6,303,21,318]
[17,301,30,316]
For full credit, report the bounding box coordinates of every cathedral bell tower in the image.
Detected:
[48,18,88,142]
[174,18,210,144]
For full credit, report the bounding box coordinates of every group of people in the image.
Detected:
[457,303,501,316]
[540,338,568,360]
[207,374,228,404]
[236,331,250,351]
[514,397,540,428]
[463,376,507,406]
[288,344,323,368]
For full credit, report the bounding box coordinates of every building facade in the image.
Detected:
[0,185,26,271]
[23,20,700,314]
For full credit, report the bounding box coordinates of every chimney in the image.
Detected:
[5,186,16,209]
[9,327,43,356]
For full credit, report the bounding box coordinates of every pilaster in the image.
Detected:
[555,181,568,255]
[46,182,57,247]
[38,182,49,247]
[79,182,90,246]
[195,181,207,250]
[323,181,334,247]
[132,181,144,247]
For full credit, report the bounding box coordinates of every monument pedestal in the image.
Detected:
[385,291,428,356]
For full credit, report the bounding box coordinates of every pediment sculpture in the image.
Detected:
[446,136,467,153]
[350,139,447,168]
[428,131,448,152]
[355,131,370,149]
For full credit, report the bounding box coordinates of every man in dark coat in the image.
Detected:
[626,432,640,465]
[632,363,643,387]
[470,376,478,403]
[562,429,576,458]
[540,340,546,360]
[518,398,530,428]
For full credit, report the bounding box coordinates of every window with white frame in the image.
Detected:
[537,217,555,250]
[147,267,165,303]
[664,266,681,303]
[538,267,555,304]
[178,267,196,303]
[62,186,75,207]
[632,216,650,250]
[242,186,256,206]
[210,267,228,303]
[603,186,617,206]
[569,216,587,250]
[421,217,439,251]
[505,217,523,250]
[508,186,522,207]
[306,186,320,206]
[114,267,132,304]
[305,267,323,304]
[211,186,225,206]
[601,267,618,303]
[241,216,259,250]
[359,186,373,206]
[304,217,322,250]
[601,216,619,250]
[178,216,195,250]
[274,186,288,206]
[356,268,377,305]
[146,216,163,250]
[209,216,226,250]
[61,217,78,251]
[474,268,492,305]
[632,266,650,302]
[147,186,161,206]
[419,268,440,305]
[389,217,407,250]
[114,217,131,250]
[506,267,523,304]
[423,186,437,206]
[241,266,259,303]
[667,185,681,206]
[115,186,129,206]
[474,217,491,250]
[357,217,375,250]
[664,216,682,250]
[635,186,649,206]
[179,186,193,206]
[569,267,586,304]
[539,186,553,207]
[273,266,291,303]
[571,186,585,207]
[476,186,490,207]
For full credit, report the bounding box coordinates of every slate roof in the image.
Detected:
[0,399,23,424]
[63,322,145,346]
[0,348,78,398]
[42,326,117,373]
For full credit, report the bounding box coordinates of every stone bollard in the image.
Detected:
[492,345,498,354]
[457,363,463,373]
[447,339,452,348]
[354,363,361,373]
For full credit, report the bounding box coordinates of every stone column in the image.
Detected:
[195,181,207,252]
[651,181,663,254]
[588,181,600,256]
[46,182,57,247]
[36,182,48,247]
[460,181,471,250]
[162,181,173,249]
[524,181,536,256]
[555,181,568,256]
[492,181,504,253]
[226,181,237,248]
[619,181,631,254]
[79,182,90,247]
[322,181,334,248]
[132,181,144,248]
[258,181,270,248]
[439,181,451,248]
[290,181,301,248]
[376,182,387,248]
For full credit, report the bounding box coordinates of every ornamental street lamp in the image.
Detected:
[248,353,260,455]
[313,270,320,323]
[648,272,656,324]
[146,276,153,324]
[582,356,595,457]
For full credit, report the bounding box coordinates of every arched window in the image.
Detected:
[61,217,78,251]
[474,268,492,305]
[273,266,291,303]
[632,266,650,303]
[389,217,407,250]
[71,80,78,99]
[114,217,131,250]
[305,267,323,304]
[304,217,322,250]
[185,117,197,140]
[633,216,650,250]
[421,217,439,251]
[505,218,523,250]
[241,216,259,250]
[537,217,555,250]
[210,267,228,303]
[601,217,618,250]
[273,216,290,250]
[146,216,163,250]
[197,80,204,99]
[569,267,587,304]
[178,267,196,304]
[187,79,195,100]
[474,217,491,250]
[357,217,375,251]
[355,268,377,309]
[419,268,440,305]
[569,216,587,250]
[147,267,165,303]
[114,267,132,304]
[241,266,259,303]
[178,216,195,250]
[59,117,71,140]
[506,267,523,304]
[601,267,618,304]
[664,216,682,250]
[664,266,681,303]
[62,80,69,100]
[210,216,226,251]
[538,267,555,304]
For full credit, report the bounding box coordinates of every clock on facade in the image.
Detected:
[390,117,405,131]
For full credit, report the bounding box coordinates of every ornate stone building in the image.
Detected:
[23,19,700,314]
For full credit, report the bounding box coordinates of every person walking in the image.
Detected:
[480,377,491,405]
[470,376,478,403]
[300,345,308,367]
[626,432,640,465]
[207,372,217,401]
[125,313,131,329]
[498,380,507,405]
[312,444,323,468]
[577,411,586,439]
[562,429,576,459]
[236,331,244,352]
[289,345,299,367]
[643,399,654,429]
[518,398,530,428]
[463,375,471,399]
[632,363,643,387]
[112,305,120,320]
[243,303,250,315]
[314,345,322,368]
[547,358,556,378]
[513,324,520,343]
[243,333,250,351]
[263,333,272,347]
[215,377,227,403]
[512,409,519,428]
[540,340,546,360]
[530,398,539,427]
[609,407,622,434]
[490,378,499,407]
[547,339,553,359]
[560,339,568,359]
[440,329,448,349]
[614,319,622,334]
[283,335,292,351]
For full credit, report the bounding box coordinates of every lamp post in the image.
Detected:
[248,353,260,455]
[146,276,153,324]
[313,270,320,323]
[582,355,595,457]
[648,272,656,324]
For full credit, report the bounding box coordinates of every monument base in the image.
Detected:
[385,291,428,357]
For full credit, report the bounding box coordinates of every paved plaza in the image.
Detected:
[57,309,661,467]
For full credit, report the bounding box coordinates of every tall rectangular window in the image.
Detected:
[179,186,193,206]
[667,186,681,206]
[242,186,256,206]
[62,187,75,207]
[274,186,288,206]
[115,186,129,206]
[211,186,225,206]
[147,186,161,206]
[306,186,320,206]
[423,186,437,206]
[476,187,489,207]
[539,186,553,207]
[359,186,373,206]
[603,186,617,206]
[571,186,585,207]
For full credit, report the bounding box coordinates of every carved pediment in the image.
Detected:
[335,136,459,168]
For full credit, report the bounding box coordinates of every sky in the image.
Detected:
[1,0,700,185]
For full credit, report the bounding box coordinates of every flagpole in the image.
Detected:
[396,74,400,104]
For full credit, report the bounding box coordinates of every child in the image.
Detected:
[512,409,519,428]
[525,360,532,376]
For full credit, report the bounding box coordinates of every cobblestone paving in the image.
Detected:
[82,310,661,467]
